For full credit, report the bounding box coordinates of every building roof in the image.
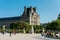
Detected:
[0,16,21,21]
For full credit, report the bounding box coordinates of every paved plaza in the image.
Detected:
[0,33,59,40]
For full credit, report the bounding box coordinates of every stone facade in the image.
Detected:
[0,6,40,28]
[21,6,40,25]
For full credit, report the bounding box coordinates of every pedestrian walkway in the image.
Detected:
[0,33,59,40]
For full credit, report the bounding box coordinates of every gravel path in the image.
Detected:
[0,33,59,40]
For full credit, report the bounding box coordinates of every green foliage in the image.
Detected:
[33,25,42,33]
[10,22,42,33]
[34,29,41,33]
[55,19,60,30]
[58,14,60,19]
[46,19,60,31]
[10,23,18,29]
[10,21,31,33]
[25,25,31,33]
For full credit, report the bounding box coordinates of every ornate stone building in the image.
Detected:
[21,6,40,25]
[0,6,40,28]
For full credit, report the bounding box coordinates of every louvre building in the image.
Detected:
[0,6,40,28]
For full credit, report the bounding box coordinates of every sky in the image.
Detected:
[0,0,60,23]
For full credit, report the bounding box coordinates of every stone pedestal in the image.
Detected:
[43,28,45,33]
[23,28,25,33]
[3,25,6,34]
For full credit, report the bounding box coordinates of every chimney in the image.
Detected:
[30,6,32,10]
[24,6,27,13]
[33,7,36,12]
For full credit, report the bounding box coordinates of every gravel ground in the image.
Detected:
[0,33,60,40]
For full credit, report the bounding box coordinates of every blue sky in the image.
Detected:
[0,0,60,23]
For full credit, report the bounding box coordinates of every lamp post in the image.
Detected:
[31,20,34,34]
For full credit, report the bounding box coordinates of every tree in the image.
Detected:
[33,25,43,33]
[10,21,31,33]
[16,21,31,33]
[46,20,60,31]
[10,23,18,33]
[58,14,60,19]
